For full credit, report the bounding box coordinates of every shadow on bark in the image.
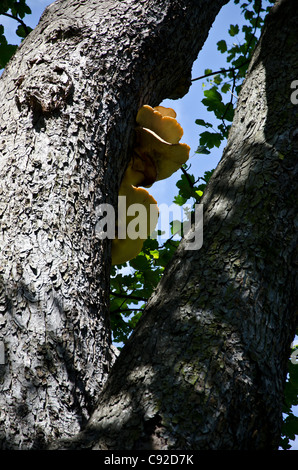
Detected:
[0,275,101,449]
[52,0,298,451]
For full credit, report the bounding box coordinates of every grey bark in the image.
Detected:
[0,0,228,449]
[51,0,297,450]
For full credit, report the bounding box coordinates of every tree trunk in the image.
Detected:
[0,0,228,449]
[52,0,297,450]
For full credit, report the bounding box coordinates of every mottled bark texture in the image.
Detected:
[0,0,228,450]
[53,0,297,450]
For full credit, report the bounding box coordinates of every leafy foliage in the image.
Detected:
[0,0,32,68]
[110,236,179,345]
[280,344,298,449]
[0,24,17,69]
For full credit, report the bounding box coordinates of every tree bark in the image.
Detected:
[52,0,297,450]
[0,0,228,449]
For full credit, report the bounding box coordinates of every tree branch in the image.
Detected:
[191,60,250,83]
[111,291,148,302]
[1,12,31,37]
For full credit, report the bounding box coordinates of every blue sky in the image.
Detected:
[1,0,297,449]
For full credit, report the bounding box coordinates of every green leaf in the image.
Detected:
[244,9,254,21]
[202,86,226,119]
[0,0,13,14]
[149,249,159,260]
[195,119,213,128]
[203,170,214,182]
[283,414,298,441]
[15,1,32,19]
[176,174,196,200]
[229,24,240,36]
[213,74,223,85]
[195,145,211,155]
[15,24,32,39]
[129,254,150,271]
[0,44,17,68]
[173,194,188,206]
[221,83,231,94]
[199,131,223,149]
[203,86,222,105]
[217,39,227,53]
[143,237,159,251]
[242,24,253,35]
[16,24,26,38]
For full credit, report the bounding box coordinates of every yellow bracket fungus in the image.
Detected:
[112,105,190,265]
